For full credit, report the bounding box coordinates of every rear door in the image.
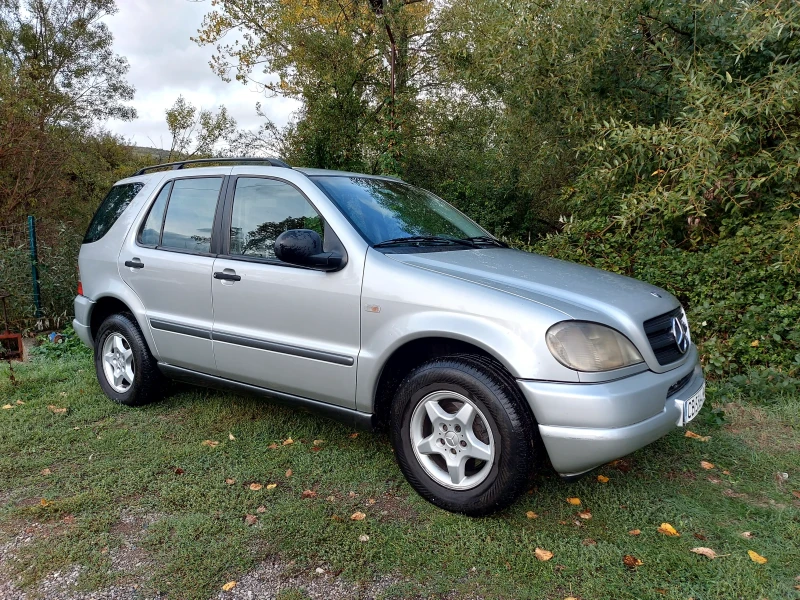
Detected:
[210,175,362,407]
[119,173,228,373]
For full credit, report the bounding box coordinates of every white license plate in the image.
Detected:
[683,383,705,424]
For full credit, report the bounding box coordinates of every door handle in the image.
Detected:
[125,259,144,269]
[214,271,241,282]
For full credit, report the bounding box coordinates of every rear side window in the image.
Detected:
[83,182,145,244]
[138,181,172,246]
[160,178,222,253]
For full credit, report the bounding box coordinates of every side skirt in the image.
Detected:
[157,363,375,430]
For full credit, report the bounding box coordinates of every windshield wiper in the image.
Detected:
[461,236,508,248]
[373,235,478,248]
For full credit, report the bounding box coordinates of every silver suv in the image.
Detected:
[74,158,705,515]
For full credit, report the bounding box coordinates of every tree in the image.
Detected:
[164,95,236,161]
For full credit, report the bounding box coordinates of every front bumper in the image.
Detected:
[72,295,95,347]
[517,348,704,476]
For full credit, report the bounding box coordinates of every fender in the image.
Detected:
[91,279,161,359]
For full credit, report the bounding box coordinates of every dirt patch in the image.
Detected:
[723,403,799,454]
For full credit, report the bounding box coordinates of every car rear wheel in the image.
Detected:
[94,312,164,406]
[390,355,536,516]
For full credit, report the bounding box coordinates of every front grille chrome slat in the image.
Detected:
[643,306,686,366]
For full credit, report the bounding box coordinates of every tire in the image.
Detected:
[390,355,536,516]
[94,312,164,407]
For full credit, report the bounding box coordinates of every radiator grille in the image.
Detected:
[643,306,686,366]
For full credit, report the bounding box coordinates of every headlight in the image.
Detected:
[546,321,643,372]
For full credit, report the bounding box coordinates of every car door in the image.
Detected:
[211,175,361,408]
[119,174,228,374]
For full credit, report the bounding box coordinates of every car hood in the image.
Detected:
[386,248,679,324]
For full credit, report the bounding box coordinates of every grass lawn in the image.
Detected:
[0,354,798,599]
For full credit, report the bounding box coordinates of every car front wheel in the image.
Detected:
[390,355,536,516]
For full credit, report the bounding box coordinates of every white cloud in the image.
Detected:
[102,0,300,151]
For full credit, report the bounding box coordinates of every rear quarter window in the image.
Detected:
[83,182,145,244]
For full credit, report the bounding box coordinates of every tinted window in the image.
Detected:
[311,177,485,246]
[138,181,172,246]
[161,178,222,253]
[83,183,144,243]
[229,178,323,259]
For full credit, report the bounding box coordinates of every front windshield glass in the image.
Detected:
[311,176,488,246]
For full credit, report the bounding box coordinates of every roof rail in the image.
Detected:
[133,157,291,176]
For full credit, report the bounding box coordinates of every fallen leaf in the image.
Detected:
[315,567,325,574]
[331,514,343,521]
[266,483,277,490]
[623,554,643,568]
[747,550,767,564]
[283,438,294,446]
[566,497,581,506]
[358,534,369,542]
[39,498,50,507]
[249,483,263,491]
[225,478,235,485]
[707,477,722,484]
[221,581,236,592]
[267,443,278,450]
[578,510,592,520]
[350,511,366,521]
[201,440,219,448]
[256,505,266,513]
[750,340,759,347]
[40,468,51,476]
[741,531,754,539]
[534,548,553,561]
[47,405,67,414]
[15,400,24,405]
[62,515,75,525]
[244,514,257,526]
[657,523,680,537]
[326,495,335,502]
[628,529,641,536]
[526,511,538,519]
[2,404,12,410]
[700,460,715,470]
[228,432,235,441]
[285,469,292,477]
[581,538,597,546]
[685,430,711,442]
[348,491,357,498]
[174,467,184,475]
[791,490,800,499]
[301,489,317,499]
[312,439,324,446]
[691,547,717,559]
[597,475,609,483]
[693,533,707,541]
[349,432,359,439]
[311,446,322,452]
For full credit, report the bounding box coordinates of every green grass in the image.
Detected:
[1,355,799,599]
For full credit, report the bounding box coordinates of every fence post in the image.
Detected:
[27,216,42,318]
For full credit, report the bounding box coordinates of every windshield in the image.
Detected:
[311,176,488,246]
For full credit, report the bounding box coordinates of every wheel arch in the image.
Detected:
[87,286,159,358]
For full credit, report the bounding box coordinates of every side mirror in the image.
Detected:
[274,229,345,271]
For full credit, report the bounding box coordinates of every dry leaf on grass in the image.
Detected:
[228,432,235,441]
[266,483,277,490]
[566,497,581,506]
[358,534,369,542]
[623,555,643,568]
[690,547,718,559]
[221,581,236,592]
[700,460,715,470]
[201,440,219,448]
[15,400,24,405]
[685,430,710,442]
[39,498,50,507]
[534,548,553,561]
[791,490,800,499]
[301,490,317,499]
[747,550,767,564]
[657,523,680,537]
[526,511,538,519]
[40,468,51,476]
[244,514,257,526]
[225,478,235,485]
[47,405,67,414]
[750,340,759,347]
[740,531,754,539]
[581,538,597,546]
[578,510,592,520]
[349,432,359,439]
[257,505,266,513]
[267,443,278,450]
[285,469,293,477]
[350,511,366,521]
[313,439,324,446]
[629,529,641,536]
[249,483,263,491]
[597,475,609,483]
[283,438,294,445]
[174,468,184,475]
[2,404,12,410]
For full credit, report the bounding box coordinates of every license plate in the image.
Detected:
[683,383,705,425]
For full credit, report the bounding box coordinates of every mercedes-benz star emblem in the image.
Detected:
[650,292,662,298]
[671,317,690,354]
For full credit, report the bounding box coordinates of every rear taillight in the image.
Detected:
[77,281,83,296]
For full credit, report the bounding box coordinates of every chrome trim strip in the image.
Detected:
[157,363,372,429]
[149,318,212,340]
[213,330,355,366]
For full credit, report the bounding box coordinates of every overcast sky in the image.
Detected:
[102,0,300,150]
